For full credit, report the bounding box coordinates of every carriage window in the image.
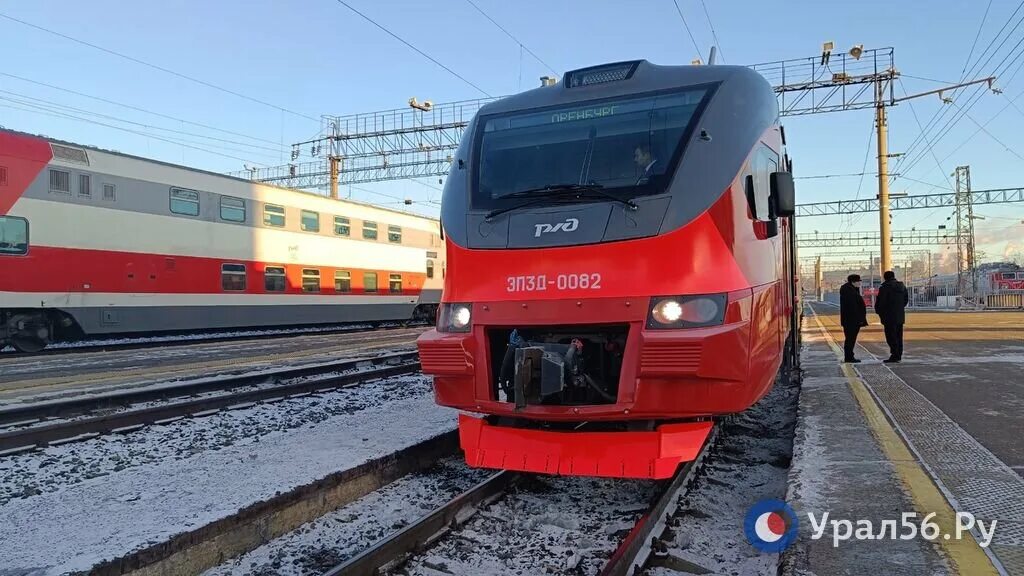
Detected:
[103,183,116,201]
[301,210,320,232]
[0,216,28,255]
[0,166,7,187]
[334,216,350,236]
[79,174,92,198]
[220,196,246,222]
[388,225,402,243]
[426,259,434,279]
[389,273,403,293]
[221,263,247,291]
[364,272,378,293]
[265,266,286,291]
[49,169,70,194]
[302,269,321,292]
[363,221,378,240]
[170,187,200,216]
[264,204,286,227]
[335,270,351,292]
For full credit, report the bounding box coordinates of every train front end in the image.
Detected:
[418,60,795,479]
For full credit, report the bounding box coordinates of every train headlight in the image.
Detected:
[647,294,727,329]
[438,303,472,333]
[652,299,683,323]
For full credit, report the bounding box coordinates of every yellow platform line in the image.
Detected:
[807,308,999,576]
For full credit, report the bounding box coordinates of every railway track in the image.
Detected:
[0,351,420,453]
[0,321,427,359]
[329,426,717,576]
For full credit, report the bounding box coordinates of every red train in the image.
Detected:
[418,60,800,479]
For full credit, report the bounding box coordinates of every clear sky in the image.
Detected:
[1,0,1022,268]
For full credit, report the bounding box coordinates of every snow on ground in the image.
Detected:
[0,374,433,505]
[204,458,491,576]
[395,475,658,576]
[648,371,799,576]
[0,382,456,575]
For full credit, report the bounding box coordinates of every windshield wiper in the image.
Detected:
[485,183,638,221]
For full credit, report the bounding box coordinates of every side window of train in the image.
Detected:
[220,196,246,223]
[0,216,29,255]
[426,259,435,279]
[170,187,200,216]
[221,263,247,291]
[264,204,286,227]
[265,266,286,292]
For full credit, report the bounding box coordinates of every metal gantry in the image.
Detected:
[798,229,959,248]
[796,187,1024,216]
[231,48,898,193]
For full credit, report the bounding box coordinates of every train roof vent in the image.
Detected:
[50,143,89,165]
[564,61,641,88]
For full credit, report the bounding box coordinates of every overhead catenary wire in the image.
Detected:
[0,12,321,123]
[331,0,492,97]
[464,0,558,75]
[0,89,287,156]
[670,0,704,63]
[0,100,268,165]
[0,71,288,148]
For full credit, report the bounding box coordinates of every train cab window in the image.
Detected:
[264,204,286,227]
[220,196,246,222]
[103,183,116,201]
[301,210,320,232]
[426,259,435,279]
[49,169,70,194]
[0,216,29,255]
[78,174,92,198]
[170,187,200,216]
[264,266,286,291]
[302,269,321,293]
[334,216,351,236]
[389,273,403,294]
[364,272,378,293]
[363,221,378,240]
[335,270,351,292]
[387,225,402,243]
[221,263,247,291]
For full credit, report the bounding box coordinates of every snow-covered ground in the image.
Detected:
[648,372,799,576]
[0,376,456,575]
[395,475,658,576]
[0,373,432,505]
[204,458,491,576]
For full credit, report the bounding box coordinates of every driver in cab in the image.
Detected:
[634,144,658,184]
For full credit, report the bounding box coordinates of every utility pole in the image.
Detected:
[954,165,977,300]
[876,78,892,275]
[876,75,996,276]
[814,256,823,300]
[329,156,340,200]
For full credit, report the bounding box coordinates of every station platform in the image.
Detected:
[782,302,1024,575]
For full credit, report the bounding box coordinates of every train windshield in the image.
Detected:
[474,86,711,210]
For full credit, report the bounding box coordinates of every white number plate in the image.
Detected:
[506,273,602,293]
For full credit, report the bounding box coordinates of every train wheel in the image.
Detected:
[10,336,47,353]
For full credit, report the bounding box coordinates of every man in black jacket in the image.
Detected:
[875,270,909,363]
[839,274,868,363]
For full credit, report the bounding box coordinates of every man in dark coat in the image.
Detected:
[875,270,909,363]
[839,274,868,363]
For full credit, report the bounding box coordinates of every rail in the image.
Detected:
[0,352,420,452]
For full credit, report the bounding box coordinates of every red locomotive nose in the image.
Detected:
[418,59,798,480]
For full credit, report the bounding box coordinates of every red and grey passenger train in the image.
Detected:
[418,60,800,479]
[0,129,445,352]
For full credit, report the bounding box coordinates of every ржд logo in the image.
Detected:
[534,217,579,237]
